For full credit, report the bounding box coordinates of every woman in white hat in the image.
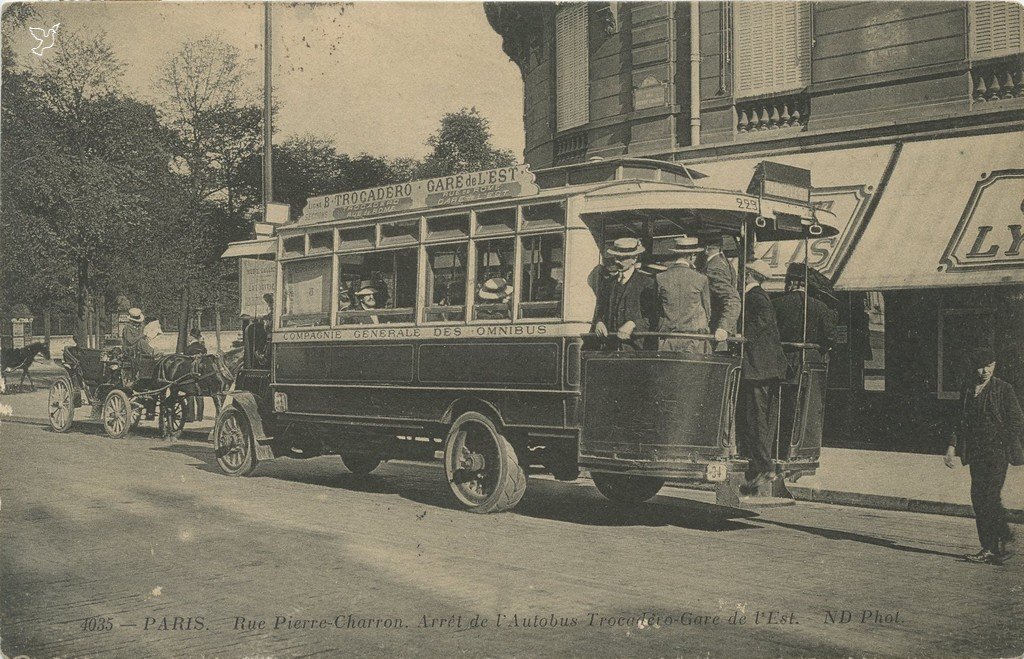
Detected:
[592,237,658,351]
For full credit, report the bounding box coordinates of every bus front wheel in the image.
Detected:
[592,472,664,504]
[443,412,526,513]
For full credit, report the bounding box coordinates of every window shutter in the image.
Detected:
[556,4,589,132]
[734,2,811,99]
[970,1,1024,60]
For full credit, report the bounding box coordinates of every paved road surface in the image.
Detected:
[2,420,1021,657]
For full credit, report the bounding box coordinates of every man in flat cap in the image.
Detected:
[738,260,788,493]
[945,346,1024,564]
[655,235,711,354]
[593,237,658,351]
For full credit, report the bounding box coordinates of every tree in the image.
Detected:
[418,107,516,177]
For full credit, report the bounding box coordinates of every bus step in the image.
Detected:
[715,473,795,508]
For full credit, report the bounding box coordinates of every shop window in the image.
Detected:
[970,2,1024,61]
[555,3,589,132]
[938,307,996,400]
[425,243,468,323]
[519,233,564,319]
[282,258,331,327]
[337,249,417,325]
[862,292,886,392]
[473,238,515,321]
[733,2,811,99]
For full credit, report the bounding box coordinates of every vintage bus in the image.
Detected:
[217,158,835,513]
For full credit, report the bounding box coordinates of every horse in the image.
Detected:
[156,352,236,408]
[1,341,51,389]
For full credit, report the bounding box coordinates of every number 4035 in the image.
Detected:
[82,616,113,632]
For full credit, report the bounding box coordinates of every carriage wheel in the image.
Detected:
[47,377,75,433]
[591,472,665,504]
[443,412,526,513]
[340,452,382,475]
[159,397,186,440]
[214,408,257,476]
[102,390,133,439]
[129,401,144,431]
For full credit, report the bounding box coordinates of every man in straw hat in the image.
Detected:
[655,235,711,354]
[593,237,657,351]
[475,277,514,320]
[344,282,382,325]
[945,346,1024,564]
[737,259,788,493]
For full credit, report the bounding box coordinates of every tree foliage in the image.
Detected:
[418,107,516,178]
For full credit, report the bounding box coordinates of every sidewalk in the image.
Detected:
[2,361,1021,522]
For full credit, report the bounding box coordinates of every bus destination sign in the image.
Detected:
[301,165,540,223]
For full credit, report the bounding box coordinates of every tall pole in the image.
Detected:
[262,2,273,220]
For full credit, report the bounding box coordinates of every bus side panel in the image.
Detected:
[278,386,566,428]
[580,353,737,465]
[276,344,415,383]
[418,341,560,386]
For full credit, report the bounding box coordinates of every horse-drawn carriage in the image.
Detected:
[47,346,234,439]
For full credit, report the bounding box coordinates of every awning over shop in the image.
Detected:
[835,132,1024,291]
[691,144,895,286]
[221,238,276,259]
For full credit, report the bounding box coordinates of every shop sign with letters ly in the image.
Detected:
[300,165,539,223]
[940,170,1024,273]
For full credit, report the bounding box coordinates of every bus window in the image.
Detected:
[281,257,331,327]
[476,207,516,237]
[337,249,418,325]
[473,238,515,320]
[425,243,468,322]
[522,202,565,232]
[519,233,564,319]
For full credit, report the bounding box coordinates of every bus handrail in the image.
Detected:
[781,341,823,350]
[582,331,747,344]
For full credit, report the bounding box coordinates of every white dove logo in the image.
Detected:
[29,24,60,57]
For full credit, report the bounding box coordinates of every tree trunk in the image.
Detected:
[214,305,223,354]
[75,258,89,347]
[43,308,51,346]
[176,288,189,354]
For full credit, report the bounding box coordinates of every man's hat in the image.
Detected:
[478,277,514,300]
[605,237,645,258]
[667,235,702,254]
[355,281,378,297]
[746,260,773,281]
[127,307,144,323]
[969,346,996,369]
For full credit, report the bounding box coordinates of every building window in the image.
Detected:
[733,2,811,99]
[555,3,589,132]
[970,1,1024,61]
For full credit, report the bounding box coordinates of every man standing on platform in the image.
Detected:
[593,237,657,352]
[738,260,788,493]
[701,234,741,350]
[655,236,711,354]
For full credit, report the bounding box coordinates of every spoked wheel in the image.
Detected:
[443,412,526,513]
[129,402,144,431]
[592,472,665,504]
[340,452,382,475]
[47,377,75,433]
[213,408,257,476]
[102,390,133,439]
[159,397,186,439]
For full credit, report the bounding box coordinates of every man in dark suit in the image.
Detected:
[738,259,788,491]
[701,235,741,349]
[945,347,1024,564]
[656,235,711,354]
[593,237,658,351]
[773,263,838,445]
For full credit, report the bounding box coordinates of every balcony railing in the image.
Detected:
[736,95,809,133]
[554,131,588,165]
[972,58,1024,102]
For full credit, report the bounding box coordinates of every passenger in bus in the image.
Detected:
[347,283,381,324]
[737,259,788,493]
[475,277,514,320]
[655,235,711,354]
[593,237,658,351]
[701,233,741,349]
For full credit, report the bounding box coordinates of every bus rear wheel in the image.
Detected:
[443,412,526,513]
[592,472,664,504]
